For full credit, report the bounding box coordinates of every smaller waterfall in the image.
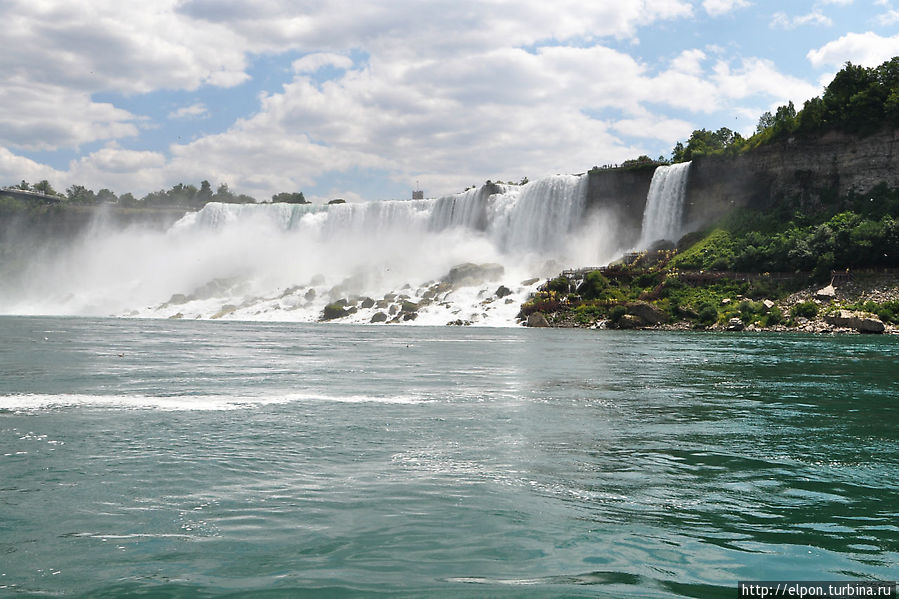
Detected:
[638,161,691,249]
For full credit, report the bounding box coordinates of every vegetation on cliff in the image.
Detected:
[670,57,899,163]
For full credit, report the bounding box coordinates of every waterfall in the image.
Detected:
[638,161,691,249]
[2,173,618,324]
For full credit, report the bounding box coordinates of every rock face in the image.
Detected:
[586,128,899,242]
[526,312,550,327]
[824,310,885,334]
[626,302,667,325]
[495,285,512,298]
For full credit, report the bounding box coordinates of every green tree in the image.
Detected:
[272,191,308,204]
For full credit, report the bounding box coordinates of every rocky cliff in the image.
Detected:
[587,127,899,245]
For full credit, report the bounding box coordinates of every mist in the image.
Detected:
[0,174,643,326]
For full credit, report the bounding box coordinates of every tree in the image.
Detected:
[197,180,213,206]
[272,191,308,204]
[66,185,97,204]
[756,111,775,134]
[96,188,118,204]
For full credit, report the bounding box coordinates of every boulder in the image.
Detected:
[495,285,513,298]
[616,314,642,329]
[445,262,505,287]
[211,304,237,319]
[626,302,667,325]
[526,312,550,327]
[721,298,731,305]
[322,303,349,320]
[816,285,836,302]
[304,288,316,301]
[824,310,885,334]
[520,277,540,286]
[400,301,419,313]
[762,299,775,311]
[360,297,375,309]
[726,317,745,331]
[370,312,388,323]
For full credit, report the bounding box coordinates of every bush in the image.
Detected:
[697,302,719,325]
[609,305,628,324]
[577,271,609,300]
[545,277,570,294]
[763,307,784,327]
[791,301,819,318]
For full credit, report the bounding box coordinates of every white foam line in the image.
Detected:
[0,392,427,412]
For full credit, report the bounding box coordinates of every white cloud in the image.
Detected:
[168,103,210,120]
[292,53,354,74]
[0,80,139,151]
[770,11,832,29]
[807,31,899,68]
[703,0,751,17]
[877,8,899,24]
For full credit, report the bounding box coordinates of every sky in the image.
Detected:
[2,0,899,204]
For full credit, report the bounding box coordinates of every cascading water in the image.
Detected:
[0,173,625,325]
[637,161,691,249]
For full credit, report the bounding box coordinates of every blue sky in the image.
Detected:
[1,0,898,203]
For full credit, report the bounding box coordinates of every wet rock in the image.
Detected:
[322,303,349,320]
[726,317,745,331]
[211,304,237,319]
[400,301,419,313]
[446,319,472,326]
[402,312,418,321]
[495,285,512,298]
[169,312,184,319]
[388,304,398,315]
[445,262,505,287]
[370,312,388,323]
[520,277,540,286]
[526,312,550,327]
[168,293,190,305]
[360,297,375,309]
[304,288,316,301]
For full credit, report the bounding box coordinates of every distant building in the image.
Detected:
[412,189,424,200]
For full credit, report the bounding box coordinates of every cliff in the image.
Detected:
[587,127,899,245]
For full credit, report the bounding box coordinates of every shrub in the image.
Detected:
[609,305,628,324]
[697,302,719,325]
[545,277,570,294]
[763,307,784,327]
[791,301,819,318]
[577,271,609,300]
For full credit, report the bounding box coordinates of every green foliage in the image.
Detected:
[672,127,745,162]
[545,277,571,294]
[576,271,609,300]
[763,306,784,327]
[608,305,628,324]
[791,301,819,318]
[697,302,718,325]
[272,191,308,204]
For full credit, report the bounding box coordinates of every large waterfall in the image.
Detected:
[1,174,625,325]
[637,161,691,249]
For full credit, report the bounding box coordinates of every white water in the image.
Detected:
[1,174,628,326]
[637,161,691,249]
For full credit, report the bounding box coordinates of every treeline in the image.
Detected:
[4,180,308,208]
[670,56,899,163]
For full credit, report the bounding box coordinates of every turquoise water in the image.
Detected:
[0,316,897,597]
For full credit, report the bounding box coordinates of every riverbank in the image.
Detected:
[521,269,899,335]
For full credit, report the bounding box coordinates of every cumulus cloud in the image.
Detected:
[770,11,832,29]
[168,103,210,120]
[0,0,833,199]
[807,31,899,68]
[703,0,752,17]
